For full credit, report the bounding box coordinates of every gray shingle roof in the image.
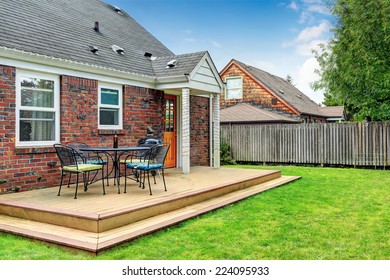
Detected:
[152,51,207,78]
[318,106,345,118]
[220,103,300,124]
[0,0,176,77]
[233,59,323,116]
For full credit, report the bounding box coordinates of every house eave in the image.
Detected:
[0,47,156,84]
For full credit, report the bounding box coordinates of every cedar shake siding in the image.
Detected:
[220,63,297,116]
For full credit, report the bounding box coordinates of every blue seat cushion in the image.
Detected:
[126,162,163,170]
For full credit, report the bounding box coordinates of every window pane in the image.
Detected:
[227,88,242,99]
[20,77,54,108]
[19,110,55,141]
[226,78,241,89]
[100,108,119,125]
[101,88,119,105]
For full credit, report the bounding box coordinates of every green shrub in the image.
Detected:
[220,141,236,165]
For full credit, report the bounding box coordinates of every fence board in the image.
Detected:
[221,122,390,167]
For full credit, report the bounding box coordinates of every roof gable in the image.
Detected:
[154,51,223,93]
[233,59,321,115]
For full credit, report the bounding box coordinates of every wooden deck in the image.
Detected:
[0,166,300,253]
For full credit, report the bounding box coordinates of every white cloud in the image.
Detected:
[296,39,325,56]
[296,21,330,42]
[288,1,299,11]
[307,4,330,15]
[283,20,330,54]
[209,39,222,48]
[184,38,197,43]
[296,57,324,103]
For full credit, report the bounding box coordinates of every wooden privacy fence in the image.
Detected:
[221,122,390,167]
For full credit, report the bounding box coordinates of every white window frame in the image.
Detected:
[98,82,123,130]
[15,70,60,147]
[225,76,243,99]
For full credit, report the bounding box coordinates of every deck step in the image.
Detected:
[0,175,299,253]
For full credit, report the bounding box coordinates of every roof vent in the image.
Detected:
[279,90,284,94]
[112,45,124,55]
[297,94,302,99]
[89,45,99,54]
[144,52,156,61]
[112,5,123,15]
[166,59,178,68]
[94,21,100,32]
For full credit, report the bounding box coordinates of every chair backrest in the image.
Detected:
[67,142,89,159]
[149,143,170,165]
[53,144,78,167]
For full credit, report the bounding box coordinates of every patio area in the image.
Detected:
[0,167,299,253]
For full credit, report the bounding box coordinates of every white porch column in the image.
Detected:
[181,87,190,174]
[212,93,220,168]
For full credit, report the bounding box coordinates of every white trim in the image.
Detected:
[209,94,213,167]
[181,87,190,174]
[15,69,60,147]
[0,55,155,89]
[98,82,123,130]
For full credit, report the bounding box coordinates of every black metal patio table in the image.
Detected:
[79,146,150,194]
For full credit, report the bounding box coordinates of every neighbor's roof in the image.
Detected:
[0,0,208,79]
[318,106,345,119]
[220,103,300,124]
[225,59,325,116]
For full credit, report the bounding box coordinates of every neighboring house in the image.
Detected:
[0,0,223,192]
[220,59,344,123]
[220,103,300,125]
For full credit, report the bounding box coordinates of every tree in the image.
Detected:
[286,74,295,86]
[313,0,390,121]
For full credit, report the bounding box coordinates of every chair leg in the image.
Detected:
[67,173,72,188]
[58,171,64,196]
[147,171,152,195]
[101,169,106,195]
[74,174,80,199]
[124,166,127,193]
[161,168,167,192]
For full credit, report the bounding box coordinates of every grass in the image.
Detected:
[0,165,389,260]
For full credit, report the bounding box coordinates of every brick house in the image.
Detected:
[0,0,223,193]
[220,59,344,123]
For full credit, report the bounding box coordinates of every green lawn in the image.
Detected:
[0,165,389,260]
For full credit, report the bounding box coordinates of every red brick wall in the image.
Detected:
[220,64,297,116]
[0,66,165,193]
[190,96,209,166]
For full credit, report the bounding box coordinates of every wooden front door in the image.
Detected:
[164,95,177,168]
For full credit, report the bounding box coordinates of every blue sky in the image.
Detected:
[108,0,334,103]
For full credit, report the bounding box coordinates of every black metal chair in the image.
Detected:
[53,144,105,199]
[124,143,170,195]
[119,138,162,183]
[67,141,110,186]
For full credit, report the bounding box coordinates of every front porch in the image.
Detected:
[0,167,299,253]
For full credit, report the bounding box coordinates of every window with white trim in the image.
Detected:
[98,83,123,129]
[16,70,60,146]
[225,76,243,99]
